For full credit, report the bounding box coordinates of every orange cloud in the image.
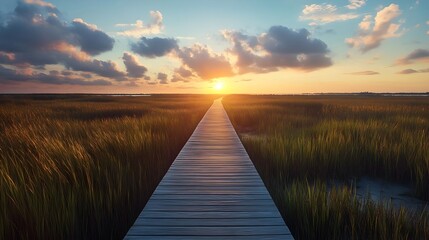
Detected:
[48,42,91,62]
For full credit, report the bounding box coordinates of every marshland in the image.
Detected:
[223,94,429,239]
[0,94,218,239]
[2,94,428,239]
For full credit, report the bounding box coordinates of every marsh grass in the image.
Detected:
[0,94,217,239]
[223,95,429,239]
[279,181,429,240]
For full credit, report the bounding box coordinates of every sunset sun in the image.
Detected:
[214,81,224,91]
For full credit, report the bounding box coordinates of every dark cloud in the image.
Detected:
[49,70,60,75]
[0,64,112,86]
[175,66,193,78]
[176,44,234,80]
[122,52,147,78]
[0,6,66,54]
[61,70,73,76]
[3,49,125,79]
[80,72,92,78]
[35,73,112,85]
[170,67,194,82]
[397,69,418,74]
[406,49,429,60]
[0,52,16,64]
[64,58,125,79]
[0,65,28,82]
[131,37,178,58]
[347,71,379,75]
[0,0,125,83]
[157,72,168,84]
[0,2,113,57]
[223,26,332,74]
[70,19,114,55]
[261,27,328,54]
[397,68,429,74]
[157,72,167,81]
[396,49,429,65]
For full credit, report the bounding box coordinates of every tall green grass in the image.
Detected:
[0,94,217,239]
[279,181,429,240]
[223,95,429,239]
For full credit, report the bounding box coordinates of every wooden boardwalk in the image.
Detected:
[125,99,293,239]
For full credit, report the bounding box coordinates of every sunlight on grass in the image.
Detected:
[0,94,217,239]
[223,95,429,239]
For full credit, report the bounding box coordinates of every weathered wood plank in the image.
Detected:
[133,218,286,226]
[142,204,278,212]
[124,99,293,239]
[125,235,294,240]
[150,194,272,201]
[143,199,274,206]
[138,211,283,219]
[127,226,290,236]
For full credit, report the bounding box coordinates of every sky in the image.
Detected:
[0,0,428,94]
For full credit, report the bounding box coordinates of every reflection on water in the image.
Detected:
[355,177,428,211]
[330,177,428,211]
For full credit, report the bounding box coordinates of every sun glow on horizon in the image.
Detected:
[213,81,224,91]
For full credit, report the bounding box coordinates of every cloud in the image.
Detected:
[0,64,112,85]
[397,68,429,74]
[0,3,114,57]
[346,4,402,53]
[131,37,178,58]
[397,69,418,74]
[176,44,234,80]
[346,0,366,10]
[347,70,379,75]
[300,4,359,25]
[0,0,126,82]
[157,72,168,84]
[223,26,332,74]
[80,72,92,79]
[170,66,195,82]
[23,0,55,8]
[116,11,163,37]
[175,66,193,78]
[396,49,429,65]
[235,78,252,82]
[63,56,125,79]
[122,52,147,78]
[71,18,114,55]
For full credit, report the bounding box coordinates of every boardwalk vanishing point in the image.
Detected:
[125,99,293,239]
